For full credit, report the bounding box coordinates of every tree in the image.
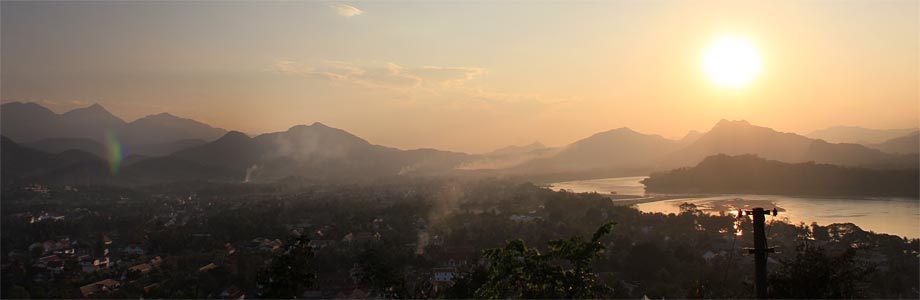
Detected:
[258,234,315,299]
[679,202,701,216]
[475,222,616,299]
[769,245,874,299]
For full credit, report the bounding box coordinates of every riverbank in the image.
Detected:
[604,194,719,206]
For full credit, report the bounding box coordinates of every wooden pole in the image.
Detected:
[752,207,768,299]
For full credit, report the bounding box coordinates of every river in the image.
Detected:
[552,176,920,238]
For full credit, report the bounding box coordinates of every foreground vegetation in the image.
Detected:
[2,178,917,299]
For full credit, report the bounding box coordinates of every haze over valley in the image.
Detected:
[2,1,917,299]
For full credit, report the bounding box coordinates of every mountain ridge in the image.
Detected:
[3,102,917,185]
[867,131,919,154]
[807,125,918,145]
[0,102,227,147]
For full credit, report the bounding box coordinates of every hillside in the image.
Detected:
[0,136,113,184]
[662,119,814,167]
[868,131,919,154]
[458,142,558,170]
[153,123,473,182]
[643,154,919,197]
[120,113,227,146]
[24,138,106,157]
[509,127,678,175]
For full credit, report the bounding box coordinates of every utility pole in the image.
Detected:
[739,207,777,299]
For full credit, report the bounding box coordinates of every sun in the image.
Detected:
[702,36,763,89]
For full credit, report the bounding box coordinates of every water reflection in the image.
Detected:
[554,176,920,238]
[637,196,919,238]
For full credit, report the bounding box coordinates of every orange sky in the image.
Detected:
[2,1,917,152]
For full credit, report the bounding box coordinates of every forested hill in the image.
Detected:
[642,154,919,197]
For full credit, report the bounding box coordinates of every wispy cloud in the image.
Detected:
[413,66,486,88]
[273,60,486,91]
[272,59,572,106]
[329,3,363,17]
[273,60,420,90]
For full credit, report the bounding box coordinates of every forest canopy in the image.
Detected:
[643,154,919,197]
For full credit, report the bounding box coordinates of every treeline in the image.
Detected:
[643,154,919,197]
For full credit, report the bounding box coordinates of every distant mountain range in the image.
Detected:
[659,119,917,170]
[0,102,226,156]
[1,102,916,186]
[494,119,917,181]
[807,125,917,145]
[485,142,551,157]
[804,125,918,155]
[1,119,470,184]
[867,131,919,154]
[677,130,704,146]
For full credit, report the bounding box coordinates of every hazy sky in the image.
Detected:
[2,1,917,152]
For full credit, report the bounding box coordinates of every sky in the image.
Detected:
[2,1,918,153]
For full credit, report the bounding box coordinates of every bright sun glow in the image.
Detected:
[702,36,763,89]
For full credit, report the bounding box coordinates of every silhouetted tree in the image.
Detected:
[475,222,615,299]
[679,202,701,216]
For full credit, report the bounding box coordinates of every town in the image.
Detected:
[2,179,917,299]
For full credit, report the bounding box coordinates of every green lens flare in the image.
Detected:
[105,130,122,175]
